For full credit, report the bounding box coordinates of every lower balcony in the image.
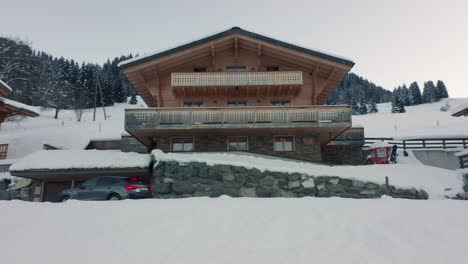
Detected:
[328,127,365,146]
[125,106,352,147]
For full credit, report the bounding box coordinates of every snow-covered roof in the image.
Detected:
[451,102,468,116]
[455,149,468,157]
[0,96,39,117]
[119,27,354,68]
[152,150,463,199]
[10,150,152,172]
[0,79,12,94]
[368,141,391,149]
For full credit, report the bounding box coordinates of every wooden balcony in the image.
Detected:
[125,106,352,146]
[328,127,365,146]
[171,71,303,97]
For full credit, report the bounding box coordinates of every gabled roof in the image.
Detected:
[0,79,12,96]
[119,27,355,69]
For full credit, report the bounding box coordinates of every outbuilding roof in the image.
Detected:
[0,79,12,96]
[119,26,355,69]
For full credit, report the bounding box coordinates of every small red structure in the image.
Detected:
[367,142,391,164]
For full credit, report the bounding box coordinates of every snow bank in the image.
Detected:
[10,150,152,171]
[455,149,468,157]
[1,198,468,264]
[153,150,464,199]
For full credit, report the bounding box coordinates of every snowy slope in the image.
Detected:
[0,98,147,159]
[1,198,468,264]
[354,98,468,139]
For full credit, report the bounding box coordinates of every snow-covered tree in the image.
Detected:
[368,100,378,113]
[422,81,437,103]
[408,82,422,105]
[435,80,449,101]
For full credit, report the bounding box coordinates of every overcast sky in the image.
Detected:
[1,0,467,97]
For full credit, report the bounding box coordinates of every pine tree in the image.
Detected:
[391,88,406,113]
[350,101,360,115]
[422,81,437,103]
[129,94,138,104]
[368,100,378,113]
[408,82,422,105]
[435,80,449,101]
[358,103,368,115]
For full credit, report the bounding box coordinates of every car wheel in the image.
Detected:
[107,194,122,201]
[61,195,70,202]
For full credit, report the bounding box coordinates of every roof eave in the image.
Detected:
[119,27,355,70]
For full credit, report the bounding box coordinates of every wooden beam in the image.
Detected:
[211,45,215,71]
[234,38,238,66]
[311,65,319,105]
[257,44,262,71]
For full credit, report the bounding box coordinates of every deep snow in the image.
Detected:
[1,198,468,264]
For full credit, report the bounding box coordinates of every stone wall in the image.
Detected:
[154,133,322,162]
[152,160,429,199]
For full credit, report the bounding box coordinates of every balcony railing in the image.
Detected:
[329,127,365,145]
[121,135,148,153]
[125,106,351,131]
[171,71,303,87]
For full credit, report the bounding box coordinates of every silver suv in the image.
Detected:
[58,177,152,202]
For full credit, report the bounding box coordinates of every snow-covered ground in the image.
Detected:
[1,198,468,264]
[0,98,147,159]
[354,98,468,139]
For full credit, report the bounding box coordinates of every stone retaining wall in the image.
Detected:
[152,160,429,199]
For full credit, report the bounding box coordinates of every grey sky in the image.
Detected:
[1,0,467,97]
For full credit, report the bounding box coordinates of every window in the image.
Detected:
[274,136,294,152]
[271,101,290,106]
[193,67,206,72]
[228,137,248,151]
[183,101,204,108]
[266,66,279,71]
[96,177,118,186]
[226,66,247,72]
[376,148,387,158]
[227,101,247,107]
[171,138,194,152]
[0,144,8,160]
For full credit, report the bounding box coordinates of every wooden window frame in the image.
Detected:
[227,101,247,107]
[273,136,295,152]
[227,136,249,151]
[0,144,8,160]
[170,137,195,152]
[271,100,291,107]
[266,65,279,72]
[182,101,205,108]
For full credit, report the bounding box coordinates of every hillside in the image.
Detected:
[354,98,468,139]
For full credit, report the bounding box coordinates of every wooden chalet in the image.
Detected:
[0,79,39,125]
[121,27,363,163]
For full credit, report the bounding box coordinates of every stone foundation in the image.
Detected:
[152,160,429,199]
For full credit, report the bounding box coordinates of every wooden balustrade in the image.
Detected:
[329,127,365,145]
[171,71,303,87]
[125,106,351,131]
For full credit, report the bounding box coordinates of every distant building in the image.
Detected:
[451,105,468,117]
[0,79,39,126]
[120,27,364,164]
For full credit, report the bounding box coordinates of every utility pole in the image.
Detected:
[93,71,107,121]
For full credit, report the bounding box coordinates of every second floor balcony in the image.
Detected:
[125,105,351,132]
[171,71,303,97]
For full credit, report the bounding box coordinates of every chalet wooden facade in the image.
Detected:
[121,27,362,163]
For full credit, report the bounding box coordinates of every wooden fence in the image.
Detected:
[365,137,468,150]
